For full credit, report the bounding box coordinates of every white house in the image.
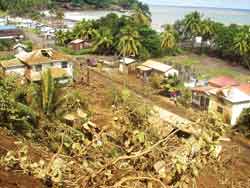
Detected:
[208,84,250,126]
[1,48,74,84]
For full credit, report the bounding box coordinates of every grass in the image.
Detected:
[157,53,250,82]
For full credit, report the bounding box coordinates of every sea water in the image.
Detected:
[64,5,250,31]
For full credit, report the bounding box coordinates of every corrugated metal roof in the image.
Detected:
[15,48,72,65]
[0,25,17,31]
[70,39,84,44]
[142,60,172,73]
[119,57,136,65]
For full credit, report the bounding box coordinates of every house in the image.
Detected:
[191,76,239,110]
[69,39,86,51]
[0,58,26,76]
[0,25,23,39]
[137,60,178,80]
[119,57,137,74]
[208,84,250,126]
[1,48,74,84]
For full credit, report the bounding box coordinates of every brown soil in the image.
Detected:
[0,130,46,188]
[197,134,250,188]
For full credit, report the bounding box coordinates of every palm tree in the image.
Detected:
[93,28,113,54]
[233,26,250,69]
[28,69,88,118]
[74,20,96,41]
[55,30,67,46]
[183,11,202,48]
[131,6,151,26]
[161,24,177,50]
[199,19,215,53]
[116,26,142,57]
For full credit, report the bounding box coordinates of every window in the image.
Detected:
[34,65,42,72]
[217,106,223,114]
[61,62,68,68]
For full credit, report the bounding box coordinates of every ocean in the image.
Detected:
[64,5,250,31]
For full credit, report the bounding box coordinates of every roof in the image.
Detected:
[13,43,27,50]
[119,57,136,65]
[208,76,239,88]
[235,84,250,95]
[142,60,173,73]
[192,86,214,94]
[0,58,24,68]
[0,25,17,31]
[70,39,85,44]
[210,87,250,103]
[137,65,152,71]
[15,48,72,66]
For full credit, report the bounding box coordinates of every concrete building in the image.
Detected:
[1,48,74,84]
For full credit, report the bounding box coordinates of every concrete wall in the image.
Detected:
[30,61,73,81]
[231,102,250,126]
[208,95,232,125]
[5,66,25,76]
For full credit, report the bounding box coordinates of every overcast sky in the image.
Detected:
[141,0,250,10]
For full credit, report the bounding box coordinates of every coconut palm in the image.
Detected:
[116,26,142,57]
[161,24,177,50]
[233,26,250,68]
[183,11,202,48]
[93,28,113,54]
[28,69,88,118]
[131,6,151,26]
[199,19,215,52]
[74,20,96,41]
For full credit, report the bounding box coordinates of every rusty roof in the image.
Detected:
[15,48,72,66]
[208,76,239,88]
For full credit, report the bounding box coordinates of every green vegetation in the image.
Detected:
[56,7,163,59]
[0,0,148,15]
[237,108,250,137]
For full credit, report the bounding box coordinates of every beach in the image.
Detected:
[64,5,250,31]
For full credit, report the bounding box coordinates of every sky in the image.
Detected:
[141,0,250,10]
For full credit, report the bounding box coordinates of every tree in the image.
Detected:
[183,11,202,48]
[138,26,161,57]
[93,28,113,54]
[131,5,151,26]
[161,24,178,54]
[73,20,96,41]
[28,69,88,119]
[199,19,215,53]
[116,26,142,57]
[232,26,250,69]
[0,75,37,132]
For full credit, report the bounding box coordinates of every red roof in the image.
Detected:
[208,76,239,88]
[192,86,214,94]
[236,84,250,95]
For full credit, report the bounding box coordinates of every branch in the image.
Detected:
[112,176,168,188]
[93,129,179,177]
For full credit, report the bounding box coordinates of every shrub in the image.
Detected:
[149,73,163,89]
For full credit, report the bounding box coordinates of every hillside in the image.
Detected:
[0,0,146,15]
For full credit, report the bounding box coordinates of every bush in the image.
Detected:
[149,73,163,89]
[236,108,250,136]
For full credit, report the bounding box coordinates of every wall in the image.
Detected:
[231,102,250,126]
[29,61,73,81]
[208,95,232,125]
[5,66,25,76]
